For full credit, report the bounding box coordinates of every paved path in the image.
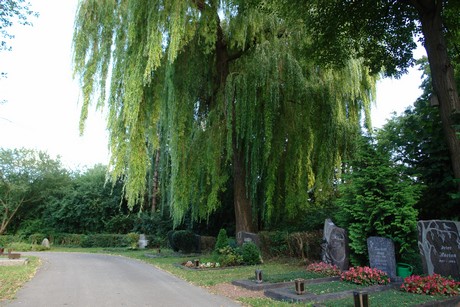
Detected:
[3,252,240,307]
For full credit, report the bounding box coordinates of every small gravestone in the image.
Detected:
[41,238,50,248]
[367,236,397,280]
[237,231,260,247]
[138,234,148,249]
[321,219,349,271]
[418,220,460,279]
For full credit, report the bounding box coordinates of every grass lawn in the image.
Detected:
[0,256,40,302]
[1,247,458,307]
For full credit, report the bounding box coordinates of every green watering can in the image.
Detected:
[397,263,413,278]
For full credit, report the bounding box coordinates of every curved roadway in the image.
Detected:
[4,252,240,307]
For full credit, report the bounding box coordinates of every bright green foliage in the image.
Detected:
[126,232,139,249]
[217,246,243,267]
[335,135,420,266]
[73,1,376,228]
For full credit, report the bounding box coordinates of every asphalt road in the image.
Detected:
[3,252,241,307]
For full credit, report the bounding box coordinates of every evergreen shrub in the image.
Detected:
[214,228,229,254]
[171,230,198,253]
[240,242,262,265]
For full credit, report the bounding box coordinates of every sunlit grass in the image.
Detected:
[0,256,40,302]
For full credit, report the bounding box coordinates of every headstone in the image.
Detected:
[41,238,50,248]
[367,236,397,280]
[237,231,260,247]
[418,220,460,279]
[138,234,148,249]
[321,219,349,271]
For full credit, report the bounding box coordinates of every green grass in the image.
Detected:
[0,256,40,302]
[323,289,451,307]
[256,270,325,283]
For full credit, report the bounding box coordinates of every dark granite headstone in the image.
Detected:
[321,219,349,271]
[236,231,260,247]
[367,236,397,280]
[418,220,460,279]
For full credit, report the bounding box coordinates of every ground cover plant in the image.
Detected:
[0,256,40,302]
[341,266,390,286]
[401,274,460,296]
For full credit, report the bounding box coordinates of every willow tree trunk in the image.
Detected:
[151,150,160,213]
[215,16,255,234]
[416,0,460,191]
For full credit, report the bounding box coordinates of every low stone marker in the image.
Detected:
[418,220,460,279]
[367,236,397,280]
[138,234,148,249]
[41,238,50,248]
[321,219,349,271]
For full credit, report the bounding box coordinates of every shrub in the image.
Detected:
[240,242,262,265]
[218,246,243,267]
[171,230,198,253]
[126,233,140,249]
[81,234,127,248]
[52,233,85,247]
[6,242,49,251]
[200,236,216,252]
[307,262,341,277]
[29,233,47,245]
[0,235,21,247]
[401,274,460,296]
[341,266,390,286]
[214,229,229,254]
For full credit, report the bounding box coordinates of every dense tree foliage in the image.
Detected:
[0,148,68,234]
[73,0,376,233]
[335,136,420,266]
[272,0,460,191]
[378,60,459,219]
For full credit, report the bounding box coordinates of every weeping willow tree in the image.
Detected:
[73,0,376,234]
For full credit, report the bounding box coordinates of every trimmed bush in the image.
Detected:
[29,233,47,245]
[240,242,262,265]
[6,242,49,251]
[214,229,229,254]
[200,236,216,252]
[81,234,127,248]
[126,233,140,249]
[171,230,198,253]
[258,230,322,260]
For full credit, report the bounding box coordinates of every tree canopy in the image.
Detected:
[271,0,460,190]
[73,1,376,232]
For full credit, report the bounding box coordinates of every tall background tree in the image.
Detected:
[378,59,459,219]
[0,148,67,235]
[273,0,460,191]
[72,1,376,234]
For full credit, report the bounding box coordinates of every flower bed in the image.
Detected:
[401,274,460,296]
[341,266,390,286]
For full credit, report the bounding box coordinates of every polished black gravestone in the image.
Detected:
[367,236,397,280]
[321,219,349,271]
[418,220,460,279]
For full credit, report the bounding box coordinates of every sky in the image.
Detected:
[0,1,425,169]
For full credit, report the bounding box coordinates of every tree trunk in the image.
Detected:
[416,0,460,190]
[232,143,255,234]
[151,150,160,213]
[214,14,255,234]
